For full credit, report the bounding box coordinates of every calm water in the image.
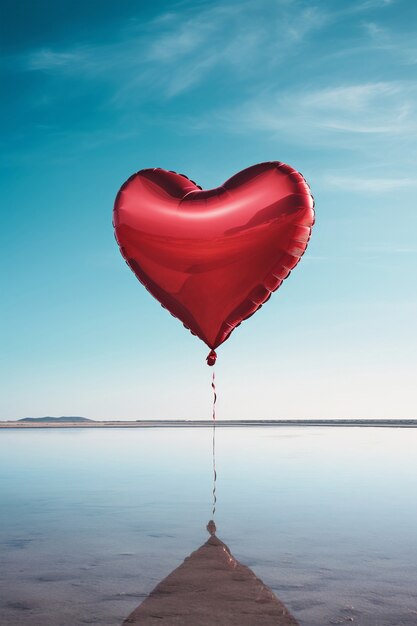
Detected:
[1,426,417,626]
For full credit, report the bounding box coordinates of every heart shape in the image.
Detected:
[113,162,314,362]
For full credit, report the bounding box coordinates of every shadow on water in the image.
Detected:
[122,521,299,626]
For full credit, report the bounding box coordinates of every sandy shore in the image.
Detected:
[1,419,416,428]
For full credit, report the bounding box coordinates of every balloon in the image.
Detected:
[113,162,314,364]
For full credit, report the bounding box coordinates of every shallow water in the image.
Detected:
[1,426,417,625]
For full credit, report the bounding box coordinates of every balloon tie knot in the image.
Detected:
[206,350,217,366]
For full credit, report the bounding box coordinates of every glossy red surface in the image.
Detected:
[113,162,314,359]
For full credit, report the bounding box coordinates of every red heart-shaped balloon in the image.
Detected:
[113,162,314,363]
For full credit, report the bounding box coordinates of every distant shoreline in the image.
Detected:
[1,419,417,429]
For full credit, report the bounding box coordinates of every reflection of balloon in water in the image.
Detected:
[122,522,299,626]
[113,162,314,364]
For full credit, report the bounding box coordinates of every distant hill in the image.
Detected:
[19,416,94,422]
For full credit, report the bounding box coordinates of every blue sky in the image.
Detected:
[1,0,416,420]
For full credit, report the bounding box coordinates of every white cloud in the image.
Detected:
[214,81,417,139]
[353,0,396,10]
[280,6,328,41]
[27,49,86,70]
[15,0,417,155]
[323,175,417,192]
[359,244,417,253]
[363,21,389,40]
[21,0,329,99]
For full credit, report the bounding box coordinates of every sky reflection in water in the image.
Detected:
[1,426,417,625]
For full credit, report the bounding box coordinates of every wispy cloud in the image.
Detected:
[300,83,407,133]
[20,0,329,100]
[15,0,408,111]
[27,49,86,70]
[359,244,417,253]
[323,174,417,192]
[209,80,417,142]
[363,21,390,41]
[360,18,417,65]
[9,0,417,165]
[354,0,396,10]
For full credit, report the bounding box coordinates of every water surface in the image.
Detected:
[1,426,417,625]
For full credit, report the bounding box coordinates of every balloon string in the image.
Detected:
[211,368,217,518]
